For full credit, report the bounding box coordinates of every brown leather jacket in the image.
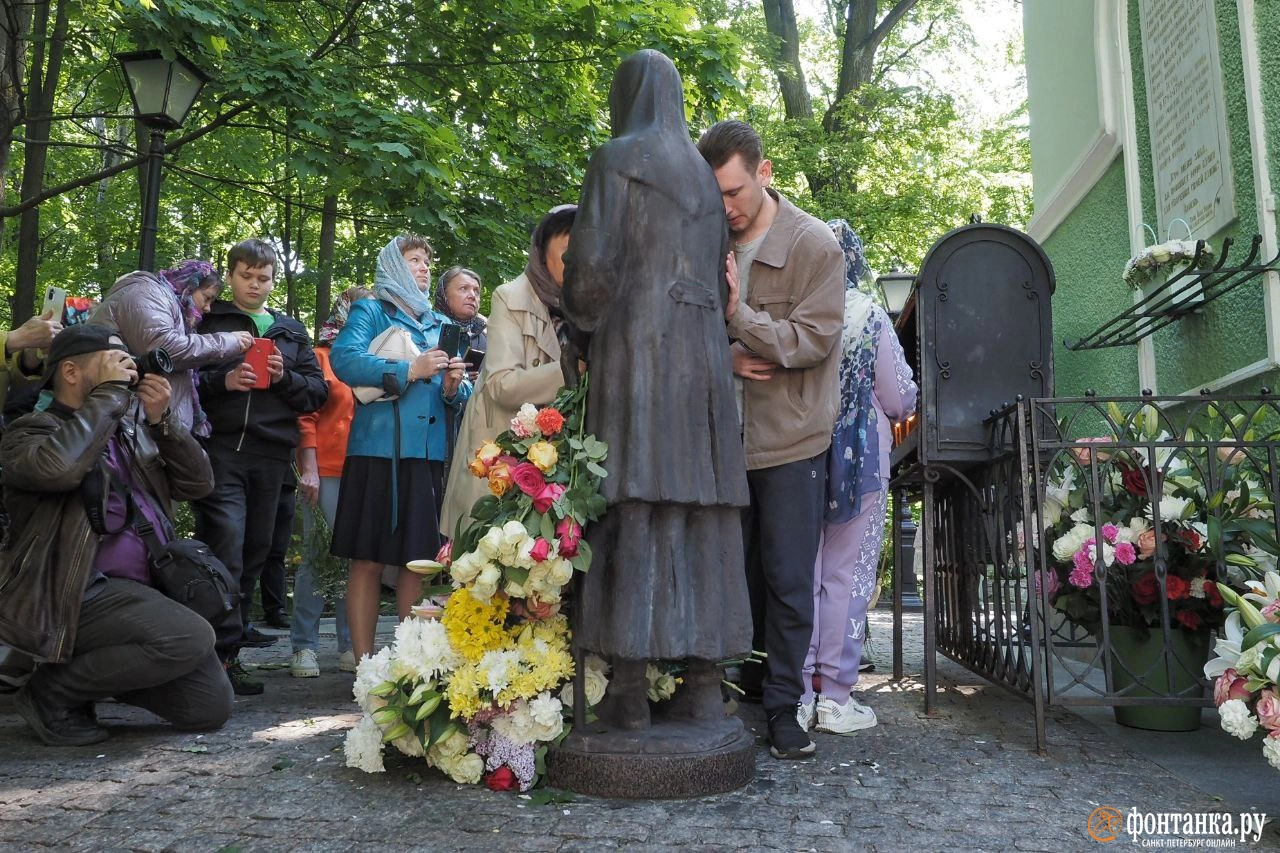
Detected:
[0,383,214,662]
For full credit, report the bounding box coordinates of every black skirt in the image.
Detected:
[331,456,444,566]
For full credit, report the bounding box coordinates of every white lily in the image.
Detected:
[1204,610,1245,678]
[1241,569,1280,608]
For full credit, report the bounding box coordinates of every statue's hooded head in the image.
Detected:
[608,50,688,139]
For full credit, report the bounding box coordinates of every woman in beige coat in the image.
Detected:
[440,205,576,537]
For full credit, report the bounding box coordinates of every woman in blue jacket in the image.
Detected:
[330,234,469,661]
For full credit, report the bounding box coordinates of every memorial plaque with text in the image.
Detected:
[1139,0,1236,239]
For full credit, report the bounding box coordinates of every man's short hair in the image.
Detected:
[696,120,763,172]
[395,233,433,262]
[226,239,277,276]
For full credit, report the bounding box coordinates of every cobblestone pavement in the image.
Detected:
[2,611,1277,852]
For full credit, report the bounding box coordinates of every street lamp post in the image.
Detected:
[876,267,917,320]
[116,50,209,272]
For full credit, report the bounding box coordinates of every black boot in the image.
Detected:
[14,686,108,747]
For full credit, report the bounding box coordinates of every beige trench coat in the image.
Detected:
[439,273,564,536]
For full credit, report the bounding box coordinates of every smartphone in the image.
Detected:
[438,323,464,358]
[463,347,486,371]
[244,338,274,389]
[41,286,66,322]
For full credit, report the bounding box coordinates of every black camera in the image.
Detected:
[134,348,173,382]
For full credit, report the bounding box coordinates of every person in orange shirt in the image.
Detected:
[289,287,371,678]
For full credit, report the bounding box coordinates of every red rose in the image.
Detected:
[1121,468,1148,496]
[535,407,566,436]
[511,462,547,497]
[484,766,518,792]
[1175,610,1202,631]
[529,537,552,562]
[556,518,582,558]
[1178,529,1202,551]
[1131,571,1160,606]
[532,483,566,514]
[1165,575,1190,600]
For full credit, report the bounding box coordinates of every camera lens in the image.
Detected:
[135,348,173,381]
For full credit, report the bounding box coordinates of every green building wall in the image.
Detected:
[1030,0,1280,398]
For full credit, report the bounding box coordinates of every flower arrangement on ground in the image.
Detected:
[1040,403,1273,638]
[1205,571,1280,771]
[344,379,610,790]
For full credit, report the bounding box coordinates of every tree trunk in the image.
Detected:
[94,117,122,281]
[0,0,37,230]
[314,190,338,340]
[761,0,812,121]
[13,0,67,322]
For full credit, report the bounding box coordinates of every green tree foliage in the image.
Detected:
[0,0,742,329]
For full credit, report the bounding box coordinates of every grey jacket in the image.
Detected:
[91,270,244,432]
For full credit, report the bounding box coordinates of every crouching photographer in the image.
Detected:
[0,325,232,746]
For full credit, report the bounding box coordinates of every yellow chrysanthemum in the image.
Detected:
[444,664,486,720]
[442,588,510,662]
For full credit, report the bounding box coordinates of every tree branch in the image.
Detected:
[868,0,920,55]
[0,100,255,218]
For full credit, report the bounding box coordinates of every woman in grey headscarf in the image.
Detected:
[329,234,470,661]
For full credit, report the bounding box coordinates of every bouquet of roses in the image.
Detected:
[1205,571,1280,771]
[1122,238,1215,289]
[448,379,608,608]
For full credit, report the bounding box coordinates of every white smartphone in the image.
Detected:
[40,285,66,321]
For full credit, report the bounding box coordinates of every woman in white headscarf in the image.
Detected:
[330,234,470,661]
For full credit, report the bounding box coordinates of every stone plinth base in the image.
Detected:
[545,716,755,799]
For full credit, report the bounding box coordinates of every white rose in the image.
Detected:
[478,526,505,559]
[560,656,609,708]
[450,551,482,585]
[392,732,425,758]
[471,562,501,602]
[430,726,469,760]
[1219,699,1259,740]
[451,752,486,785]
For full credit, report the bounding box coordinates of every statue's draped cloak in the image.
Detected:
[562,50,752,660]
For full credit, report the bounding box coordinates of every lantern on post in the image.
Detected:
[116,50,210,271]
[877,267,917,319]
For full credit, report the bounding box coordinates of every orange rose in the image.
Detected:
[467,457,488,478]
[488,457,515,497]
[1136,528,1157,560]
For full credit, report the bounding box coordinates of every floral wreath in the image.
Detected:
[1122,221,1215,290]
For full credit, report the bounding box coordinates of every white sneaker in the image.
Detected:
[815,695,877,734]
[290,649,320,678]
[337,650,358,673]
[797,700,816,732]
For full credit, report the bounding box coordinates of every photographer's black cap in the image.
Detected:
[42,324,128,387]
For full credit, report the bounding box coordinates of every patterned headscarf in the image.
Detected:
[159,260,220,330]
[375,235,433,318]
[433,268,488,349]
[828,219,874,295]
[319,289,363,345]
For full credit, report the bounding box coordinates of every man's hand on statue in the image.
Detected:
[724,252,739,322]
[136,374,172,425]
[730,342,776,381]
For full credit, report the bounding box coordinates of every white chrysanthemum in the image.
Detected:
[343,715,386,773]
[1128,516,1151,535]
[391,617,460,682]
[1264,734,1280,771]
[529,692,564,729]
[1189,577,1207,599]
[1069,507,1090,524]
[1145,495,1192,522]
[1052,524,1091,563]
[478,649,522,694]
[492,701,537,745]
[352,646,395,712]
[1219,699,1260,740]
